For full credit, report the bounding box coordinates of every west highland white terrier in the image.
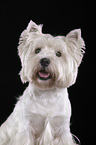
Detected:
[0,20,85,145]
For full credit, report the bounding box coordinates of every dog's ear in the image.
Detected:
[18,20,43,59]
[66,29,85,67]
[66,29,81,41]
[27,20,43,33]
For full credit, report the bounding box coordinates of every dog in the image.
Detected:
[0,20,85,145]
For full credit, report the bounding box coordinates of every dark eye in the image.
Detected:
[35,48,41,54]
[56,51,61,57]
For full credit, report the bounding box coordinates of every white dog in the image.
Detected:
[0,20,85,145]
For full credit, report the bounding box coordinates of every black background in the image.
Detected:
[0,2,95,145]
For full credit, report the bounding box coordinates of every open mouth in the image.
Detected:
[37,70,52,80]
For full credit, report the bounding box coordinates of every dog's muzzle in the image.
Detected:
[37,58,52,81]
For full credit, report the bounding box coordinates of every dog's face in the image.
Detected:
[18,20,85,90]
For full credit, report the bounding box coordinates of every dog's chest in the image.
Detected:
[18,87,71,135]
[22,99,69,136]
[24,112,65,136]
[25,94,65,116]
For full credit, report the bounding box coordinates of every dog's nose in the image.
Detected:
[40,58,50,67]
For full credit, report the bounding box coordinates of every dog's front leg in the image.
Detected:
[53,123,76,145]
[9,129,35,145]
[54,133,76,145]
[52,116,77,145]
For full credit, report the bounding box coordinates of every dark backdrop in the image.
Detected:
[0,2,95,145]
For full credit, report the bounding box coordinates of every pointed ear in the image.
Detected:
[66,29,85,66]
[27,20,43,33]
[18,20,43,60]
[66,29,81,41]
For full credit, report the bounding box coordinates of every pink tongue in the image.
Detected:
[39,71,50,78]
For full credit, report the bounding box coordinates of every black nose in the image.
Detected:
[40,58,50,67]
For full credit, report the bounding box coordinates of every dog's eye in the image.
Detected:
[56,51,61,57]
[35,48,41,54]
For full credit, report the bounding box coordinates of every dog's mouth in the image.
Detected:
[37,70,52,81]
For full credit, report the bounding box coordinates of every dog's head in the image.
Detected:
[18,20,85,90]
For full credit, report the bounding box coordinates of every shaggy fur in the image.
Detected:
[0,20,85,145]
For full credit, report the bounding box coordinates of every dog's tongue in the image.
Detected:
[39,71,50,78]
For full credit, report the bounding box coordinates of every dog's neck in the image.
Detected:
[28,83,68,103]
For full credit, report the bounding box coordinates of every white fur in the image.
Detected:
[0,20,85,145]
